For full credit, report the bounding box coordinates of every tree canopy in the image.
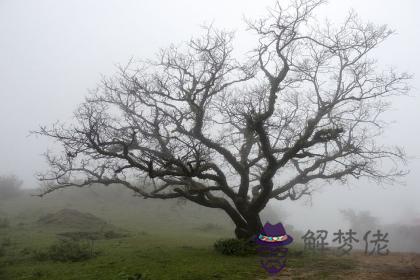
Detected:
[36,0,410,239]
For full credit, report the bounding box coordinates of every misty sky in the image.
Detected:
[1,0,419,231]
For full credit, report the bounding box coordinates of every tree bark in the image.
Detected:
[233,213,263,240]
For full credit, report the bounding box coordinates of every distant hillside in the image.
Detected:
[0,184,289,237]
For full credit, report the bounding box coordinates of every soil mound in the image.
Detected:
[38,209,110,230]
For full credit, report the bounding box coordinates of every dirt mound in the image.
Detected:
[38,209,110,230]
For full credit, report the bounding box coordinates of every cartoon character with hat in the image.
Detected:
[255,222,293,275]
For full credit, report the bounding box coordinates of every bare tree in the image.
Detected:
[35,0,410,239]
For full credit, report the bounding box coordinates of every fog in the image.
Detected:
[1,0,419,253]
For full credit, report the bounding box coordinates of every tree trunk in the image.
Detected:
[221,203,263,240]
[234,214,263,241]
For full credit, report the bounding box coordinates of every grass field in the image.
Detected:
[0,187,275,280]
[0,223,361,280]
[0,186,418,280]
[0,225,263,280]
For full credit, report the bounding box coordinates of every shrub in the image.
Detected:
[56,230,127,241]
[34,239,94,262]
[117,272,150,280]
[214,238,256,256]
[20,247,32,256]
[103,230,127,239]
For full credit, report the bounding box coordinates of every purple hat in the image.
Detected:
[256,222,293,246]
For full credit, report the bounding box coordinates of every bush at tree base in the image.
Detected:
[214,238,257,256]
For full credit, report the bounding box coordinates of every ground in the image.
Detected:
[1,223,419,280]
[266,252,420,280]
[0,188,419,279]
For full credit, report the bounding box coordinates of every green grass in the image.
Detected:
[0,225,267,280]
[0,187,360,280]
[0,225,359,280]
